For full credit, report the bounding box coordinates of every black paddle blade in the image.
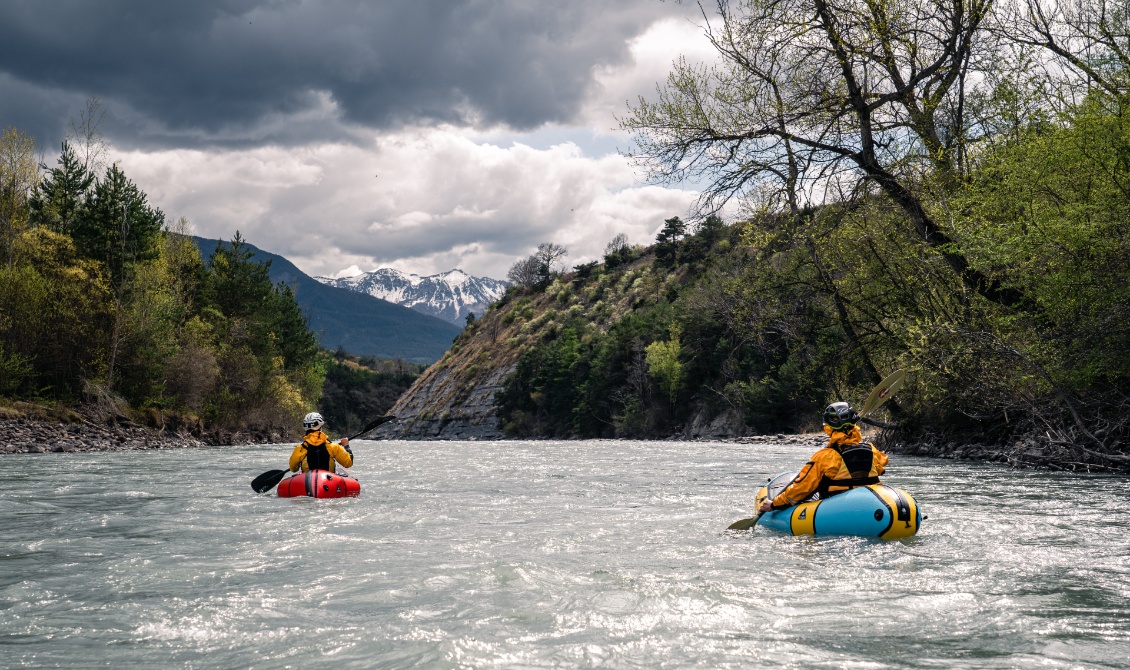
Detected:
[251,469,289,493]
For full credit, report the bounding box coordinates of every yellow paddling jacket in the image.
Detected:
[769,425,888,509]
[289,431,353,473]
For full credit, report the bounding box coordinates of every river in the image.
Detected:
[2,439,1128,669]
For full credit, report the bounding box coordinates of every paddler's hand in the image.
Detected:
[758,500,773,513]
[340,437,349,447]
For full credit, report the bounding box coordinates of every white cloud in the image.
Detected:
[110,12,721,282]
[117,126,699,280]
[581,16,719,134]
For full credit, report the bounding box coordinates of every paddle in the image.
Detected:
[250,415,397,493]
[727,370,905,530]
[727,511,763,531]
[858,369,905,418]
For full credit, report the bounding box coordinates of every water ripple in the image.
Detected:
[0,441,1127,668]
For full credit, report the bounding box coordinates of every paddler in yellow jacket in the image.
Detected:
[759,402,888,513]
[289,412,353,473]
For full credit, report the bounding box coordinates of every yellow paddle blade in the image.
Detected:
[727,516,760,530]
[860,369,905,417]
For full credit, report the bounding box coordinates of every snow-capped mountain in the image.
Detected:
[315,268,509,324]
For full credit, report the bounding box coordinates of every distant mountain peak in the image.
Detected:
[316,268,509,324]
[190,236,460,363]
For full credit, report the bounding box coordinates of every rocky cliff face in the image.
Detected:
[367,251,755,441]
[371,360,513,440]
[368,285,530,440]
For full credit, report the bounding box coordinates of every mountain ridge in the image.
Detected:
[191,236,460,364]
[316,267,508,324]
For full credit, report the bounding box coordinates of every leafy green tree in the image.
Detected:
[621,0,1026,308]
[0,228,112,399]
[201,233,274,318]
[70,164,165,390]
[0,340,32,395]
[683,215,725,262]
[0,127,38,269]
[645,322,684,404]
[264,283,320,370]
[923,89,1130,445]
[192,232,324,434]
[603,232,633,269]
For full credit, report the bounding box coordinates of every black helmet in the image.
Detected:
[823,402,858,430]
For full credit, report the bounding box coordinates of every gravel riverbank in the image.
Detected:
[7,417,1125,473]
[0,417,296,454]
[0,418,205,454]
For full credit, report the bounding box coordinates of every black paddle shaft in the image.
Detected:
[347,414,396,440]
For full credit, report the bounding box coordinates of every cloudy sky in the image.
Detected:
[0,0,723,280]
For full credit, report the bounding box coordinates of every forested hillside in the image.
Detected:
[0,137,327,438]
[387,1,1130,470]
[193,237,461,364]
[318,350,423,438]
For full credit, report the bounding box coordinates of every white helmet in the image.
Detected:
[302,412,324,431]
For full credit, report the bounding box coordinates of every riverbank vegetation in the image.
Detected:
[486,0,1130,470]
[0,124,416,441]
[319,350,424,438]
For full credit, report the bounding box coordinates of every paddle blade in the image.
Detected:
[727,516,761,531]
[860,369,905,417]
[251,469,289,493]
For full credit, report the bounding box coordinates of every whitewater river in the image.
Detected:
[2,439,1128,669]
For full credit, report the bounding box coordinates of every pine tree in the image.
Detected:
[30,141,93,236]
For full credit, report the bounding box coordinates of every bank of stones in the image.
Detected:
[0,418,204,453]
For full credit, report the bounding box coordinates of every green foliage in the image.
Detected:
[72,164,164,287]
[654,216,685,267]
[189,232,324,432]
[317,353,419,438]
[201,232,273,319]
[880,88,1130,446]
[0,340,33,395]
[0,228,111,399]
[0,126,37,269]
[0,136,329,436]
[30,141,93,236]
[499,88,1130,448]
[496,327,586,436]
[645,322,683,404]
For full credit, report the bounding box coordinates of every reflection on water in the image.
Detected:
[1,440,1128,669]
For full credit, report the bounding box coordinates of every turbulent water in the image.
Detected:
[2,439,1128,669]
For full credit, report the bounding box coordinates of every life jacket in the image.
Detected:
[768,426,889,509]
[303,434,332,471]
[292,431,352,473]
[815,442,883,498]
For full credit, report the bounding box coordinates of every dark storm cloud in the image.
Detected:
[0,0,689,149]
